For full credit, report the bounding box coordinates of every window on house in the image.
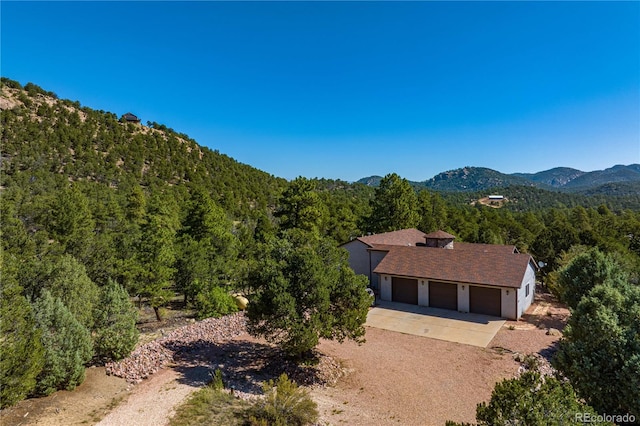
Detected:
[525,283,530,297]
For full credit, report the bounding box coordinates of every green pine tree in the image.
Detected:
[368,173,419,233]
[42,254,100,329]
[137,195,179,321]
[276,177,328,238]
[0,260,44,407]
[553,281,640,417]
[93,280,139,361]
[32,290,93,396]
[247,231,370,359]
[446,370,611,426]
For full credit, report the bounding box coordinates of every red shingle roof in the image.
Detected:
[356,228,426,248]
[353,229,517,254]
[453,242,518,255]
[373,245,533,288]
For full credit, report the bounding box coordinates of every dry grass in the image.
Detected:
[168,387,251,426]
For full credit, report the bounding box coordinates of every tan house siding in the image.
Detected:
[369,250,388,291]
[418,279,428,306]
[458,284,469,313]
[380,274,392,301]
[341,240,370,280]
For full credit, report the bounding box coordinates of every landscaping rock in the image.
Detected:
[105,312,344,398]
[105,313,247,383]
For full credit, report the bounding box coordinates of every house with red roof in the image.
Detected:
[341,229,537,320]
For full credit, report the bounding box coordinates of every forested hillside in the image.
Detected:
[359,166,640,206]
[2,78,639,412]
[0,78,285,216]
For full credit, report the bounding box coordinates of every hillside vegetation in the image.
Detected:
[359,165,640,206]
[1,78,639,417]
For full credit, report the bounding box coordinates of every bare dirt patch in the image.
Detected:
[0,367,131,426]
[474,196,508,208]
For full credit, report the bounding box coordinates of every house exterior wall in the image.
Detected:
[379,272,535,320]
[516,262,536,318]
[501,288,516,319]
[418,279,428,306]
[379,275,428,305]
[458,284,469,313]
[380,274,392,301]
[342,242,392,292]
[342,239,371,280]
[369,250,388,291]
[499,263,535,319]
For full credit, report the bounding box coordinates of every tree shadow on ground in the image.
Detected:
[168,339,329,394]
[539,341,559,363]
[522,290,570,331]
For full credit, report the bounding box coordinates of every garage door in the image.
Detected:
[469,286,501,317]
[392,277,418,304]
[429,281,458,311]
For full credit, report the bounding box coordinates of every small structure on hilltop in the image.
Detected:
[488,195,504,200]
[121,112,141,123]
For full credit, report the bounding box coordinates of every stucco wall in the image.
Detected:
[458,284,469,313]
[369,250,388,291]
[517,262,537,318]
[498,262,536,319]
[342,240,392,292]
[372,259,537,320]
[380,274,392,301]
[342,240,370,278]
[501,288,516,319]
[418,279,428,306]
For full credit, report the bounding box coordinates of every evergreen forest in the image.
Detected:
[1,77,639,416]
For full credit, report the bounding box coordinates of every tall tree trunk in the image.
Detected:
[154,306,162,322]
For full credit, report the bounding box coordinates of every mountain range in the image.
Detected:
[358,165,640,195]
[2,77,638,202]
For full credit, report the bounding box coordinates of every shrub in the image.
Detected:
[169,385,251,426]
[92,280,139,361]
[32,290,93,396]
[249,373,318,426]
[446,370,611,425]
[247,232,370,359]
[553,282,640,417]
[0,278,44,407]
[208,369,225,391]
[194,284,237,320]
[45,255,100,329]
[557,248,625,310]
[0,77,23,89]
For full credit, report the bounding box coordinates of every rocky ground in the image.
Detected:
[105,313,247,384]
[1,293,569,426]
[105,312,344,402]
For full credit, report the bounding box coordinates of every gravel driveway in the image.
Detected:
[310,298,566,426]
[96,368,200,426]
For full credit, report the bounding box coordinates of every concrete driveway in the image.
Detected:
[365,300,505,347]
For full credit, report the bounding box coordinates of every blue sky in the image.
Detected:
[2,1,639,182]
